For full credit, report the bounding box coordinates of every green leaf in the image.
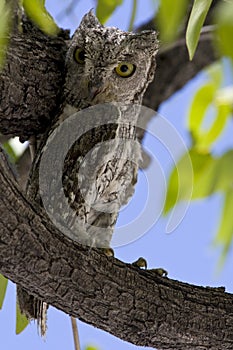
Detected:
[165,148,233,216]
[96,0,123,24]
[22,0,59,36]
[164,149,217,214]
[216,86,233,107]
[214,150,233,193]
[16,303,29,334]
[0,0,12,69]
[164,165,179,214]
[0,274,8,309]
[196,103,230,150]
[157,0,189,43]
[2,140,18,163]
[188,62,231,150]
[164,151,193,214]
[215,188,233,254]
[186,0,213,60]
[214,1,233,60]
[190,149,217,199]
[188,82,216,140]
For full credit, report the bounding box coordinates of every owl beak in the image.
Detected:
[88,82,103,101]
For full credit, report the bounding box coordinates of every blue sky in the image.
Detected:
[1,1,233,350]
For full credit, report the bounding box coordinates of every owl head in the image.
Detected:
[65,11,159,108]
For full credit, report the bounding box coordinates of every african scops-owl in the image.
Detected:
[17,11,158,334]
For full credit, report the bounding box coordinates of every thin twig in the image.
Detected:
[128,0,137,31]
[70,316,81,350]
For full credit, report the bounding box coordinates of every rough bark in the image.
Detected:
[1,147,233,350]
[0,19,68,141]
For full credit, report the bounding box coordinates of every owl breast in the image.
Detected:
[62,118,141,248]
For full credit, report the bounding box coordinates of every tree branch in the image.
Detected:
[1,147,233,349]
[0,19,68,141]
[143,30,216,111]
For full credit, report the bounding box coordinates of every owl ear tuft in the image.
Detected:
[128,30,159,56]
[80,10,102,29]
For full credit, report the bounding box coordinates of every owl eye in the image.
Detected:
[74,48,85,64]
[115,62,136,78]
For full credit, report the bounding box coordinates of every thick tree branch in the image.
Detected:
[1,147,233,349]
[0,20,68,141]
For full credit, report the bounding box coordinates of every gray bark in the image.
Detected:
[0,19,68,141]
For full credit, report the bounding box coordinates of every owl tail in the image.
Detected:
[17,286,48,336]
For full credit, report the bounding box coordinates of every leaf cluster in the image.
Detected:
[163,1,233,262]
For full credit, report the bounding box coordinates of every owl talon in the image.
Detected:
[132,257,147,269]
[150,268,168,277]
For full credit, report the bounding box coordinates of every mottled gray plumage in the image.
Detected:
[17,11,158,335]
[65,12,158,108]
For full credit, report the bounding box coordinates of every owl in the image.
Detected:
[17,11,159,335]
